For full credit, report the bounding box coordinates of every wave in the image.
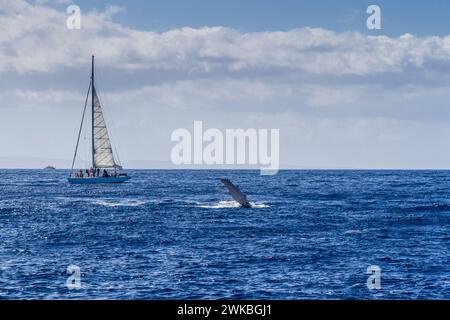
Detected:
[396,203,450,213]
[56,197,148,208]
[344,229,363,235]
[90,199,148,208]
[197,200,269,209]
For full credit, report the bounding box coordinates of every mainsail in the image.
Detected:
[92,87,118,168]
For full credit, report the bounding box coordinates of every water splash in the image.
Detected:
[197,200,269,209]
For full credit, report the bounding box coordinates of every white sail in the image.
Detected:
[93,87,117,168]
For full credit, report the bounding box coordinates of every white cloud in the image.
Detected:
[1,0,450,121]
[0,88,79,106]
[2,0,450,77]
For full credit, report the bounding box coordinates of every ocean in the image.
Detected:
[0,169,449,299]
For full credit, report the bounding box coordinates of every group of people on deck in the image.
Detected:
[75,167,115,179]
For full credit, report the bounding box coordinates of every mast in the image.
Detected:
[91,55,95,170]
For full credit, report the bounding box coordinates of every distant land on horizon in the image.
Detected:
[0,157,449,170]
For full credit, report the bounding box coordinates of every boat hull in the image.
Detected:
[68,176,130,184]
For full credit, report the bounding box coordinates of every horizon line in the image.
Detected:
[1,167,450,171]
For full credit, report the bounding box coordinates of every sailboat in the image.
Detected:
[68,56,130,184]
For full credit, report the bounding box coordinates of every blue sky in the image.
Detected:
[61,0,450,36]
[2,0,450,169]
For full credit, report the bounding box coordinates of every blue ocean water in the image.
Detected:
[0,169,449,300]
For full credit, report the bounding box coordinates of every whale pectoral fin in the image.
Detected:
[220,178,251,208]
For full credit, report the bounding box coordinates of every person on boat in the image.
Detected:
[103,169,110,178]
[79,170,84,178]
[96,168,100,177]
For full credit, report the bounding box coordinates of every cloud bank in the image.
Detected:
[2,0,450,77]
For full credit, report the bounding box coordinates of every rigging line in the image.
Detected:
[114,145,122,168]
[70,80,92,172]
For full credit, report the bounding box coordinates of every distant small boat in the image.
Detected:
[68,56,130,185]
[44,166,56,170]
